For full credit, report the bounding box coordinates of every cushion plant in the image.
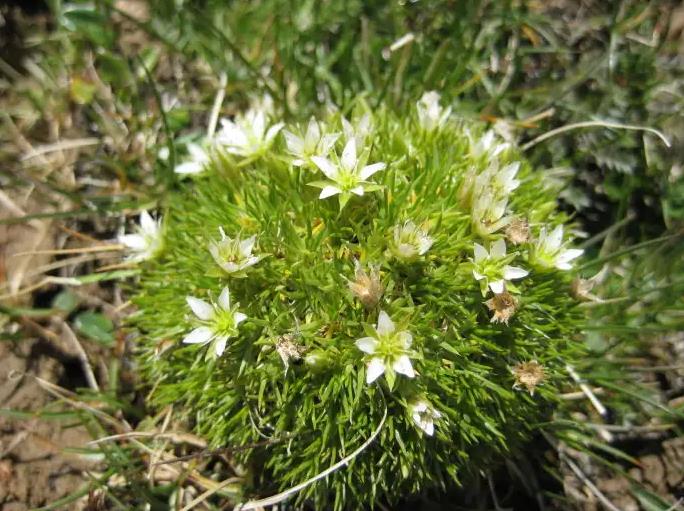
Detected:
[126,92,585,509]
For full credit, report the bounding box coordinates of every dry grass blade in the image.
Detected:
[232,404,388,511]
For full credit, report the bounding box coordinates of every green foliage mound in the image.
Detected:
[130,95,586,508]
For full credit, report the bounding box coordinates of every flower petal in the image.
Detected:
[366,357,386,384]
[489,280,505,294]
[311,156,339,180]
[503,265,529,280]
[359,162,386,180]
[376,310,395,336]
[341,138,357,171]
[350,186,365,196]
[186,296,215,320]
[139,211,157,235]
[473,243,488,263]
[548,225,564,251]
[174,161,203,175]
[214,336,228,356]
[187,143,208,162]
[265,122,284,143]
[319,185,342,199]
[491,238,507,259]
[319,133,340,155]
[183,326,214,345]
[393,355,415,378]
[217,287,231,311]
[557,248,583,265]
[240,235,257,256]
[283,130,304,154]
[355,337,378,354]
[305,117,320,147]
[418,236,433,255]
[397,331,413,349]
[119,234,147,250]
[233,311,247,325]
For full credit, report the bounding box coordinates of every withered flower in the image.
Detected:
[348,260,384,308]
[505,217,530,245]
[484,291,518,325]
[275,334,306,369]
[512,360,546,395]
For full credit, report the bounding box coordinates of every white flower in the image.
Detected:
[489,161,521,197]
[208,228,262,274]
[472,239,528,295]
[182,286,247,357]
[174,143,211,175]
[531,225,583,270]
[416,91,451,131]
[283,117,340,166]
[471,190,512,237]
[310,138,386,207]
[118,211,164,262]
[355,310,415,388]
[468,129,510,161]
[216,108,284,157]
[410,400,442,436]
[342,113,373,147]
[388,220,433,260]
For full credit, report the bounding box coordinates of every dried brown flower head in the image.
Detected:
[571,278,596,301]
[512,360,546,395]
[484,291,518,325]
[348,261,384,308]
[275,334,306,368]
[505,217,530,245]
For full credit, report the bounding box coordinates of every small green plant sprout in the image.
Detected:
[283,117,340,167]
[183,286,247,358]
[410,399,443,436]
[387,220,434,261]
[355,310,415,389]
[130,92,587,509]
[208,228,263,276]
[529,225,584,270]
[471,239,528,295]
[118,210,164,262]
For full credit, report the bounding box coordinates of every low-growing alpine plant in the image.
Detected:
[126,92,587,509]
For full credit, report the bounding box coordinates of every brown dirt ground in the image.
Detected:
[0,339,99,510]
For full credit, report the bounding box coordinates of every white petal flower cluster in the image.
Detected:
[355,311,415,387]
[216,107,284,157]
[387,220,433,261]
[174,143,211,175]
[310,138,386,208]
[530,225,583,271]
[416,91,451,132]
[183,286,247,357]
[283,117,340,167]
[208,228,262,275]
[342,113,373,147]
[472,239,528,295]
[468,129,511,161]
[459,129,520,237]
[410,400,443,436]
[118,211,164,262]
